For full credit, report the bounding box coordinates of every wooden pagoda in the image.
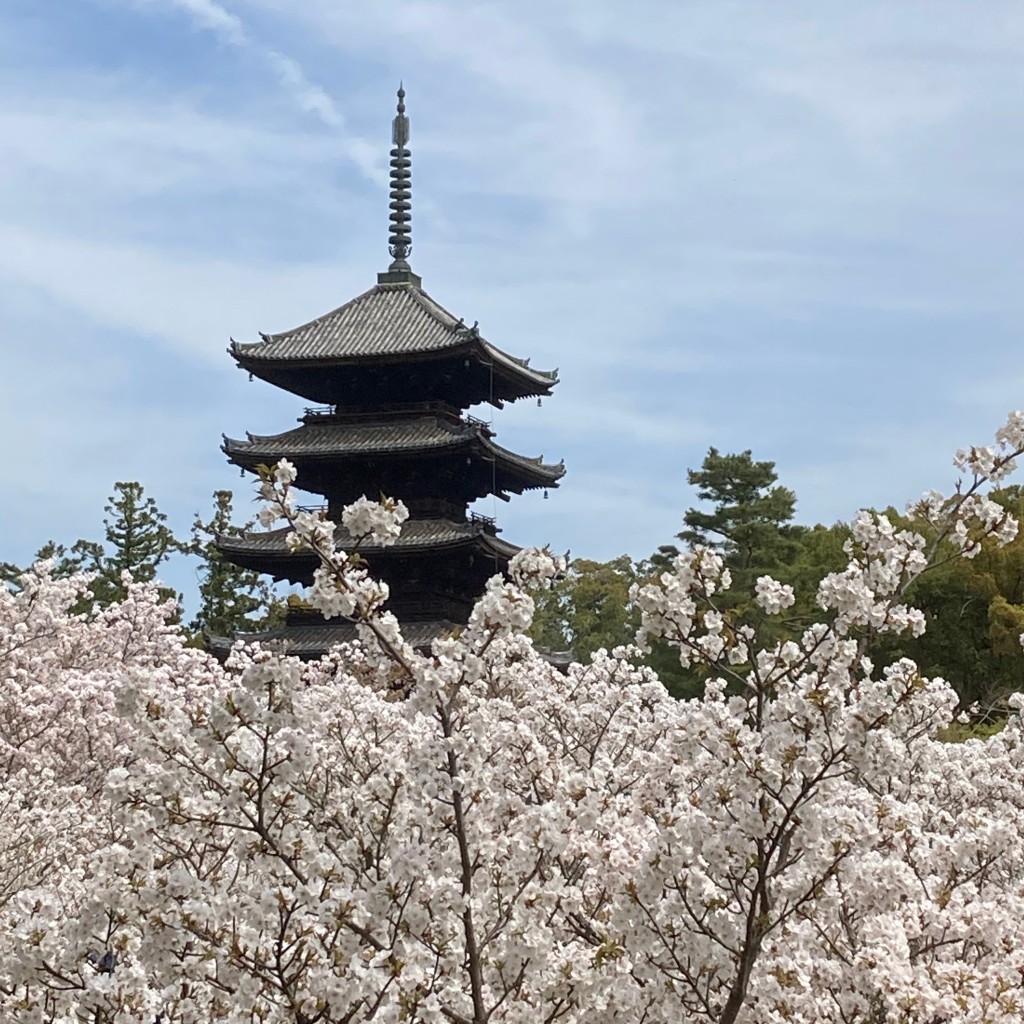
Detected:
[214,87,563,657]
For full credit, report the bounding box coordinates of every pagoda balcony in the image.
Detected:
[296,501,496,532]
[469,510,497,532]
[387,596,475,622]
[282,592,478,625]
[300,400,493,433]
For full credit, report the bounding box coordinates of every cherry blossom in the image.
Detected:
[4,414,1024,1022]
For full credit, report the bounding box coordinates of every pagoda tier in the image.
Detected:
[215,517,519,652]
[210,616,462,660]
[216,517,519,590]
[229,282,557,409]
[221,412,565,506]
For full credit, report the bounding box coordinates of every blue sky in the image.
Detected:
[3,0,1024,612]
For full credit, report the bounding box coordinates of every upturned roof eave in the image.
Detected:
[215,530,520,562]
[480,341,558,387]
[221,421,564,485]
[227,281,557,392]
[214,518,522,559]
[478,435,566,486]
[230,335,557,393]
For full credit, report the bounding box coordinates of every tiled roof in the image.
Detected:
[238,284,458,359]
[225,417,470,457]
[217,519,521,559]
[222,418,566,484]
[210,619,462,657]
[210,621,574,670]
[230,282,556,386]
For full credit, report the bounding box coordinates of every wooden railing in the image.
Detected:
[303,400,465,421]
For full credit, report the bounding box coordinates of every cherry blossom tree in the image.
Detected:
[4,416,1024,1022]
[0,563,214,1020]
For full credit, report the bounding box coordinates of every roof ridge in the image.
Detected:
[404,282,461,328]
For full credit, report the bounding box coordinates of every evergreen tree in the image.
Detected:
[188,490,279,641]
[84,482,181,607]
[678,448,800,572]
[870,486,1024,713]
[646,449,825,698]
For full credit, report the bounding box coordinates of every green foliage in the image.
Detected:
[661,447,825,623]
[187,490,281,641]
[530,556,639,659]
[936,719,1006,743]
[783,522,852,624]
[646,448,849,699]
[871,487,1024,710]
[83,482,181,608]
[678,447,800,573]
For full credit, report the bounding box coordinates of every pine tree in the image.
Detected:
[86,482,181,607]
[678,448,799,574]
[188,490,279,641]
[645,449,805,698]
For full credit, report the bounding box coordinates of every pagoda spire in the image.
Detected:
[379,84,420,285]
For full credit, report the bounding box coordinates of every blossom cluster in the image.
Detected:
[3,415,1024,1022]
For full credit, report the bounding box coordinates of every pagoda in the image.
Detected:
[214,87,564,657]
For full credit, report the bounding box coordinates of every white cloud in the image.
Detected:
[0,222,371,362]
[162,0,247,44]
[235,0,654,209]
[126,0,383,180]
[0,99,340,204]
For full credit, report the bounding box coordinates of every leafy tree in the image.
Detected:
[2,486,179,611]
[782,521,851,623]
[188,489,280,641]
[872,485,1024,711]
[1,540,103,603]
[530,555,639,658]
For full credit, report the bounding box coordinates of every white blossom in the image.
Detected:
[5,417,1024,1023]
[754,575,796,615]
